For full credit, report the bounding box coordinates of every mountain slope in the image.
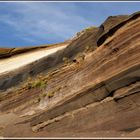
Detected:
[0,11,140,137]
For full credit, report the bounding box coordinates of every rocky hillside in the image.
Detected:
[0,11,140,138]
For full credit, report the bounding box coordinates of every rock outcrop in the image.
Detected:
[0,11,140,138]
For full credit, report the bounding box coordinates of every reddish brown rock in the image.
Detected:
[0,11,140,138]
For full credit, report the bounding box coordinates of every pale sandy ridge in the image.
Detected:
[0,45,67,75]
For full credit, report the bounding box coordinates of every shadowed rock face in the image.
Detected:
[0,42,69,91]
[0,11,140,138]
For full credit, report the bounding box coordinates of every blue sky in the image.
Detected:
[0,2,140,47]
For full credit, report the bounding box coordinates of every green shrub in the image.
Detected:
[55,86,62,91]
[85,26,96,32]
[42,92,47,98]
[62,57,69,64]
[34,80,46,88]
[74,52,85,64]
[27,82,33,89]
[26,80,46,89]
[47,92,55,98]
[85,45,94,53]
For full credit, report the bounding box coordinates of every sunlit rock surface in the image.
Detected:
[0,11,140,138]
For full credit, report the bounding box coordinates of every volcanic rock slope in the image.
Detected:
[0,11,140,137]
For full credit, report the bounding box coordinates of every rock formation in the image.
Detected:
[0,11,140,138]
